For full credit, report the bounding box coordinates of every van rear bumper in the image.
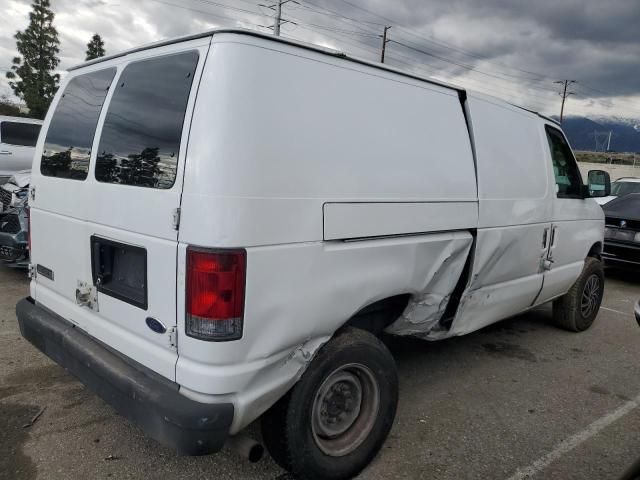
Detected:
[16,297,234,455]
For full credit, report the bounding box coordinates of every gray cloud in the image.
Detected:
[1,0,640,118]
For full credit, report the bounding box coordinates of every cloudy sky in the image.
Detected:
[2,0,640,119]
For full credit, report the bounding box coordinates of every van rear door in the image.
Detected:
[31,39,209,381]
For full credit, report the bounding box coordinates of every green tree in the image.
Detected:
[85,34,106,61]
[5,0,60,119]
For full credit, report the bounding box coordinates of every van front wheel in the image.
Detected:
[261,327,398,480]
[552,257,604,332]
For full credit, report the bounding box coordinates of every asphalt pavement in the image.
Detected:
[1,265,639,480]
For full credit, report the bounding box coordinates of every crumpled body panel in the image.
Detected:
[385,235,472,338]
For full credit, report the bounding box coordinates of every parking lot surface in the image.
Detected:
[1,266,639,480]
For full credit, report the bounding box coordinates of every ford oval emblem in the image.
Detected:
[620,220,627,229]
[145,317,167,334]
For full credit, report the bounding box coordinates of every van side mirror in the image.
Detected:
[587,170,611,198]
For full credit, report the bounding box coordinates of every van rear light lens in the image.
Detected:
[186,248,246,341]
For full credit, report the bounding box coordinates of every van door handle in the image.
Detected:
[542,228,550,249]
[0,151,11,155]
[550,226,558,248]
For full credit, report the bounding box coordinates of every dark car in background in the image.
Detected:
[0,171,30,268]
[602,193,640,268]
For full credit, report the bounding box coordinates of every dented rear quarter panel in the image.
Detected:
[175,232,473,431]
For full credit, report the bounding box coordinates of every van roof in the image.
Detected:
[69,27,548,122]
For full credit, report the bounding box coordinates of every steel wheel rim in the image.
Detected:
[311,363,380,457]
[581,274,601,318]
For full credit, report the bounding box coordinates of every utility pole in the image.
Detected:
[380,26,391,63]
[274,0,283,36]
[259,0,298,36]
[554,80,576,124]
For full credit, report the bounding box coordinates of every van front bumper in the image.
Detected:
[16,297,234,455]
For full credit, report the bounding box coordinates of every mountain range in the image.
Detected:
[559,116,640,152]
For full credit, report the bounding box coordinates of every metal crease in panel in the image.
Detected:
[384,235,473,338]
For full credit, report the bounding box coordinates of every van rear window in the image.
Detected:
[0,122,41,147]
[95,51,199,189]
[41,68,116,180]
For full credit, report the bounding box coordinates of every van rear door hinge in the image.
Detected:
[168,326,177,350]
[172,208,181,230]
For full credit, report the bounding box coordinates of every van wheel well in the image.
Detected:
[342,294,411,336]
[588,242,602,260]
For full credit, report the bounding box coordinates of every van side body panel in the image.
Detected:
[176,232,473,432]
[179,35,478,247]
[176,34,478,431]
[444,95,554,336]
[534,122,604,304]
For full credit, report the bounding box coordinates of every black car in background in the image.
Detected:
[602,193,640,268]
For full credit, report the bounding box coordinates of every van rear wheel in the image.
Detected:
[552,257,604,332]
[261,327,398,480]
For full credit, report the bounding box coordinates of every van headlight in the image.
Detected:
[635,232,640,243]
[604,227,613,239]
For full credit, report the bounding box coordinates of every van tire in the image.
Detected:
[261,327,398,480]
[552,257,604,332]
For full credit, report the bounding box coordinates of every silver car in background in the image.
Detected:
[0,116,41,184]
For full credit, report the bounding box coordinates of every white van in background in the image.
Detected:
[17,29,611,480]
[0,116,41,184]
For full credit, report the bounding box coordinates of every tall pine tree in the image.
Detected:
[85,34,105,61]
[6,0,60,119]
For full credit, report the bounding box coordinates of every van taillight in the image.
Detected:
[186,248,246,341]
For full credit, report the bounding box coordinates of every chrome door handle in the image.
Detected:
[0,151,12,155]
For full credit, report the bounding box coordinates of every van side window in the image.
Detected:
[41,68,116,180]
[95,51,199,189]
[0,122,41,147]
[545,126,583,198]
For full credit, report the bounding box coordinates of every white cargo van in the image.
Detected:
[0,116,42,184]
[17,29,612,479]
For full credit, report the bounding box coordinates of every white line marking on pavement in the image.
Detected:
[601,306,632,316]
[506,394,640,480]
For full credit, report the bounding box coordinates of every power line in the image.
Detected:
[143,0,268,27]
[389,39,556,96]
[298,0,384,27]
[290,23,549,112]
[334,0,550,81]
[95,0,638,119]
